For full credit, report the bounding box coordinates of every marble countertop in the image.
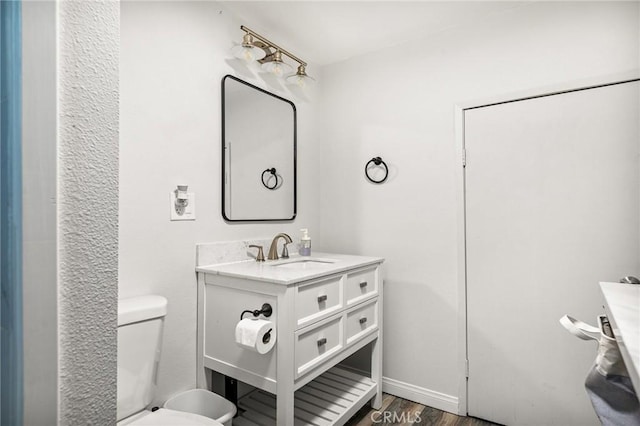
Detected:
[600,282,640,394]
[196,252,384,285]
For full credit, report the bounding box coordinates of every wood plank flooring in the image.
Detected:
[345,394,500,426]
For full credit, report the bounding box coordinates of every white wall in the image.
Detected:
[318,1,640,408]
[57,0,120,423]
[22,2,57,423]
[120,1,321,405]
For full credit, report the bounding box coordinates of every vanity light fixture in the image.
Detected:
[232,25,315,86]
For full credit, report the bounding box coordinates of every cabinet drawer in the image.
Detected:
[295,316,343,378]
[345,268,377,305]
[346,300,378,344]
[295,276,343,328]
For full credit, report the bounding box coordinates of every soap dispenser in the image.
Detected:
[299,228,311,256]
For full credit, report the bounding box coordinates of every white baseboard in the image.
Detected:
[336,364,459,414]
[382,376,459,415]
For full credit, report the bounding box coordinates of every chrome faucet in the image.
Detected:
[267,233,293,260]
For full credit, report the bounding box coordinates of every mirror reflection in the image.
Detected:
[222,75,296,221]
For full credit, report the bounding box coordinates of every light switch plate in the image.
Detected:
[170,192,196,221]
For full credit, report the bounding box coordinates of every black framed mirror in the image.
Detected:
[221,75,297,221]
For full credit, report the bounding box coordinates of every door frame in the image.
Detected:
[453,70,640,416]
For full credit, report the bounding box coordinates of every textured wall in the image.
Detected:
[58,1,119,424]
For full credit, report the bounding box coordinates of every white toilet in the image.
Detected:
[117,295,223,426]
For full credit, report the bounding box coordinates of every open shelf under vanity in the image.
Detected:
[234,367,377,426]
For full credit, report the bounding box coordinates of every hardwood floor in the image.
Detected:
[345,394,500,426]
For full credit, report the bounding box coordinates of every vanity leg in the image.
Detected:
[371,284,383,409]
[276,288,296,426]
[371,337,383,409]
[196,274,207,389]
[276,389,295,426]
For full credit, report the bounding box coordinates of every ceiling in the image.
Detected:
[221,1,530,66]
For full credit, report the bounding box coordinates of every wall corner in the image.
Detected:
[57,0,120,423]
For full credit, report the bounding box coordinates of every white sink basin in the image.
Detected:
[269,257,337,269]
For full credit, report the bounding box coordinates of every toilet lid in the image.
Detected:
[127,408,223,426]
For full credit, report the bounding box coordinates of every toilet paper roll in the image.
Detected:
[235,318,276,354]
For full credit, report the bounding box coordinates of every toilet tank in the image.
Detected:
[117,295,168,422]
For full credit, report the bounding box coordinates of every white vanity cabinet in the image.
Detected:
[196,253,384,426]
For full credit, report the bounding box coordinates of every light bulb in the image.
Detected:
[230,34,266,63]
[286,66,315,88]
[272,63,284,77]
[261,50,292,76]
[293,75,306,87]
[298,75,310,88]
[231,45,266,63]
[262,59,292,77]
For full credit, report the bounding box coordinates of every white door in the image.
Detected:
[465,80,640,426]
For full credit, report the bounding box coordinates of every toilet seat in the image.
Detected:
[122,408,223,426]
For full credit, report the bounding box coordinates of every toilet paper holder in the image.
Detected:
[240,303,273,320]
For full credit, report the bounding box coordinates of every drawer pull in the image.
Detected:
[359,281,368,288]
[359,317,368,324]
[317,337,327,347]
[317,295,327,303]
